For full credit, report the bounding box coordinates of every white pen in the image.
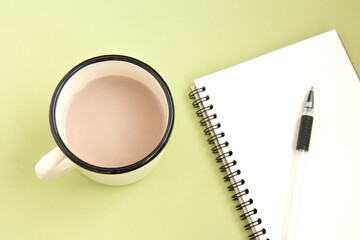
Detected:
[282,87,314,240]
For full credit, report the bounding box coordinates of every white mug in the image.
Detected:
[35,55,174,185]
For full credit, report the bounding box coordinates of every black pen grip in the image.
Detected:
[296,115,313,151]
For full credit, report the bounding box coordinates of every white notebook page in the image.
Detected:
[193,30,360,240]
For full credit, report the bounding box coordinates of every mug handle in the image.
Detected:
[35,147,76,181]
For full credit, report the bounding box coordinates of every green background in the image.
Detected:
[1,0,359,239]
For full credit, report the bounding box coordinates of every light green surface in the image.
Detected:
[1,0,359,239]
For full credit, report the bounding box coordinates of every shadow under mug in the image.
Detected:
[35,55,174,185]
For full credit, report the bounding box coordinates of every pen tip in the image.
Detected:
[305,86,315,111]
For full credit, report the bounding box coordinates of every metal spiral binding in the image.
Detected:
[190,86,268,240]
[228,179,245,191]
[212,141,229,154]
[192,95,209,108]
[245,219,262,230]
[224,170,241,182]
[204,123,221,135]
[196,105,213,117]
[232,189,249,201]
[207,132,224,144]
[236,199,253,210]
[200,114,217,126]
[189,86,206,99]
[240,208,257,220]
[216,151,233,163]
[219,160,236,172]
[249,229,266,240]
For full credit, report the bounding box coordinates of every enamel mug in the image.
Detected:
[35,55,174,185]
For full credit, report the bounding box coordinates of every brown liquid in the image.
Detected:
[63,75,167,168]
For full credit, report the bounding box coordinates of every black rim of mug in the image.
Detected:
[49,55,175,174]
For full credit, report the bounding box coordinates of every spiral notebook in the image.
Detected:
[189,30,360,240]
